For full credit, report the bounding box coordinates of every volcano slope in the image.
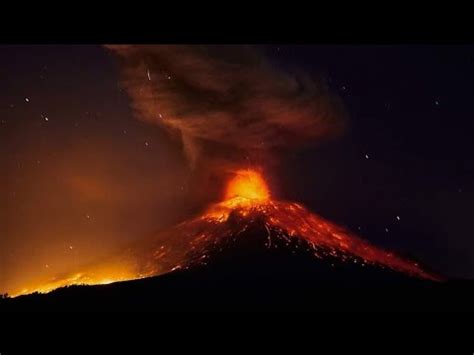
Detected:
[3,196,474,311]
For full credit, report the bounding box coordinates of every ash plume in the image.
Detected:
[106,45,346,169]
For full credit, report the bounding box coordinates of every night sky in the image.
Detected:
[2,45,474,294]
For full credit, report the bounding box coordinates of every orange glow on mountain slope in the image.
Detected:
[10,262,141,298]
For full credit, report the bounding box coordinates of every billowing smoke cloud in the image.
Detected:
[106,45,346,169]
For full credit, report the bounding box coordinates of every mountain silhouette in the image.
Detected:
[4,170,473,311]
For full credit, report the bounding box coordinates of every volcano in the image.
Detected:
[4,168,446,310]
[128,169,440,283]
[7,168,474,311]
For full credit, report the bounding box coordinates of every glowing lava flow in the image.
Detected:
[10,169,440,297]
[133,169,439,281]
[189,170,439,281]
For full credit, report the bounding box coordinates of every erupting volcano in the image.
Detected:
[135,168,439,281]
[7,44,474,314]
[13,168,439,297]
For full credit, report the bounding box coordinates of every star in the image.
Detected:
[396,216,400,221]
[25,97,30,102]
[144,141,149,147]
[365,154,369,159]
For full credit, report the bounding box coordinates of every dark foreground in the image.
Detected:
[2,242,473,311]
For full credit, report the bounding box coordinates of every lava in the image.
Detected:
[224,169,271,202]
[10,169,440,297]
[155,169,440,281]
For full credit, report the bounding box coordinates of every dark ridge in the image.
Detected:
[2,220,473,311]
